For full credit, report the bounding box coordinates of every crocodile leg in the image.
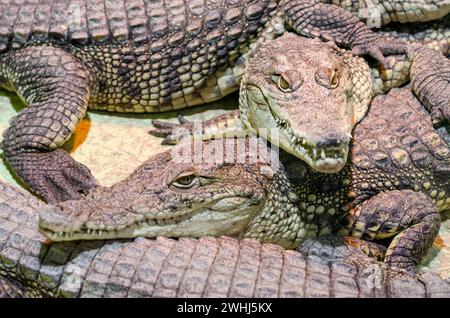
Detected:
[341,190,441,272]
[370,44,449,125]
[283,0,407,64]
[150,110,250,145]
[0,46,97,203]
[410,45,450,126]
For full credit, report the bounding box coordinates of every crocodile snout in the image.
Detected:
[39,201,86,235]
[316,131,350,148]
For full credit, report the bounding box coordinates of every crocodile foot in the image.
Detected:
[431,107,450,127]
[342,236,387,262]
[351,36,407,65]
[5,149,98,203]
[150,115,196,145]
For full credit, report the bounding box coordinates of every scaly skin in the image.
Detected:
[330,0,450,25]
[0,277,24,298]
[151,33,450,173]
[0,180,449,298]
[378,18,450,57]
[1,0,447,203]
[40,88,449,272]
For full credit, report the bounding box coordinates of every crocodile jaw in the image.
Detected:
[39,197,263,241]
[274,121,349,174]
[244,97,350,174]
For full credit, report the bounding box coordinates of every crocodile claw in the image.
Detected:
[6,149,98,203]
[352,37,407,65]
[150,115,195,145]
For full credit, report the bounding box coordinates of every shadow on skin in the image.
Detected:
[0,89,26,113]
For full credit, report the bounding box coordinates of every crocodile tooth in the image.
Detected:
[321,149,326,160]
[86,222,97,230]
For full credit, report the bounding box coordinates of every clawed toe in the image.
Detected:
[149,116,195,145]
[5,149,98,203]
[352,37,407,66]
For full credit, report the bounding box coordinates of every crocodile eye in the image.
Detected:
[278,75,291,92]
[330,73,339,88]
[315,67,339,89]
[275,71,302,92]
[172,174,197,189]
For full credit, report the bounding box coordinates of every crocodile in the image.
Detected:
[0,0,448,204]
[151,32,450,174]
[1,181,450,298]
[39,87,450,273]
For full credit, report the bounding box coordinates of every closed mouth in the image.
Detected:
[39,209,197,241]
[39,194,261,241]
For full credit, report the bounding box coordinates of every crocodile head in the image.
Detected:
[39,138,301,245]
[240,34,367,173]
